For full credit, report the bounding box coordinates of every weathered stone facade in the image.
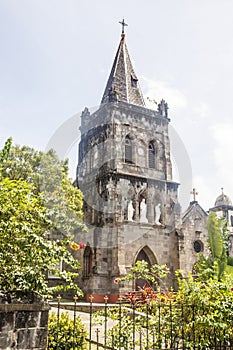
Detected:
[180,201,209,274]
[74,31,209,301]
[0,292,49,350]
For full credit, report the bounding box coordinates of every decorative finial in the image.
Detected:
[190,188,198,202]
[119,18,128,34]
[221,187,224,195]
[158,99,169,117]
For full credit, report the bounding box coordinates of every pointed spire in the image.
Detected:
[101,21,145,107]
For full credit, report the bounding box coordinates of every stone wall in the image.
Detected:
[0,291,50,350]
[181,202,208,276]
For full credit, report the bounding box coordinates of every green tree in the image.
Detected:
[0,137,12,177]
[196,212,228,281]
[0,178,82,297]
[1,144,84,233]
[0,141,85,297]
[1,144,67,188]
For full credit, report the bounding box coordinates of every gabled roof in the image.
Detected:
[182,201,208,222]
[101,33,145,107]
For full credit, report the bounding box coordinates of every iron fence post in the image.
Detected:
[146,301,149,350]
[132,296,136,350]
[73,295,78,349]
[118,296,122,350]
[104,295,108,349]
[56,294,61,350]
[170,300,173,348]
[89,295,94,350]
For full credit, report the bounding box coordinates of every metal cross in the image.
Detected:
[190,188,198,201]
[119,18,128,34]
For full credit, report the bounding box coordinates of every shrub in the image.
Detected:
[228,256,233,266]
[47,311,87,349]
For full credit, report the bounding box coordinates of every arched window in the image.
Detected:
[230,215,233,227]
[136,248,151,267]
[148,142,156,168]
[125,136,133,163]
[83,246,92,278]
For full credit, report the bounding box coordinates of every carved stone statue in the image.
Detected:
[127,200,135,221]
[140,198,148,223]
[106,177,116,200]
[155,203,162,225]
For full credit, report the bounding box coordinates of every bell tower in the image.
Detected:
[76,24,181,301]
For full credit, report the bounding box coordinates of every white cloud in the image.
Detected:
[212,123,233,165]
[210,122,233,201]
[192,175,217,212]
[194,102,210,120]
[141,76,187,112]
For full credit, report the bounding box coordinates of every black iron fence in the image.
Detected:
[48,295,233,350]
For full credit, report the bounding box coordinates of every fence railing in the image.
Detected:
[48,294,233,350]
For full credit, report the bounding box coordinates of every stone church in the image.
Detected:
[73,25,233,302]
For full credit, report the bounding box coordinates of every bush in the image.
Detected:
[47,311,87,349]
[228,256,233,266]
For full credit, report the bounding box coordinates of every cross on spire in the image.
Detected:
[190,188,198,202]
[119,18,128,34]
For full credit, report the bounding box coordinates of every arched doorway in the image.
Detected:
[134,246,157,290]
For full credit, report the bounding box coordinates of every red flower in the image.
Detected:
[114,278,119,284]
[230,287,233,292]
[79,242,85,249]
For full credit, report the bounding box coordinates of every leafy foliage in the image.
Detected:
[95,261,233,349]
[1,145,84,233]
[0,137,12,164]
[0,140,85,297]
[196,212,229,280]
[0,137,12,178]
[0,178,83,297]
[47,311,87,349]
[117,260,170,291]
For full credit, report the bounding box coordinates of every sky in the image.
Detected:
[1,0,233,212]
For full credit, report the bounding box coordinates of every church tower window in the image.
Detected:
[125,136,133,163]
[131,75,138,88]
[83,246,93,277]
[148,141,156,168]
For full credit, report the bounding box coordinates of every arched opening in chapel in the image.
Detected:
[134,246,157,290]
